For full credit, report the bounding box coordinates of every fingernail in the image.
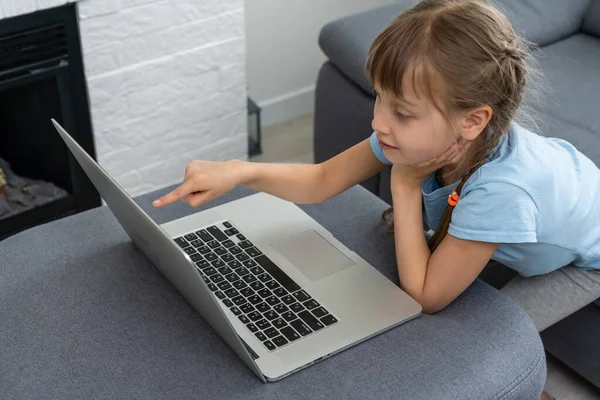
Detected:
[152,200,161,206]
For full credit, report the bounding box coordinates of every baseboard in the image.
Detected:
[258,85,315,127]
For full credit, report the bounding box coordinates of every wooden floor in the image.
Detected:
[251,113,600,400]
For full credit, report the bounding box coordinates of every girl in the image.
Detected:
[153,1,600,398]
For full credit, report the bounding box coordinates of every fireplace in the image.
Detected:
[0,4,100,240]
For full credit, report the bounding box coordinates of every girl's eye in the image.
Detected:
[395,110,410,119]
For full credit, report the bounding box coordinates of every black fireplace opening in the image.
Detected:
[0,4,101,240]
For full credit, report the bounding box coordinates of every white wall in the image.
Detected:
[244,0,398,126]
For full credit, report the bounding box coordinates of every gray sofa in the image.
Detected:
[314,0,600,389]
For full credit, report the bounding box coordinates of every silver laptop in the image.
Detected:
[52,119,421,382]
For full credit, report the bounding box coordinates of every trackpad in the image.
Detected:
[271,230,355,282]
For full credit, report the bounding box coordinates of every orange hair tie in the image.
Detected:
[448,190,460,207]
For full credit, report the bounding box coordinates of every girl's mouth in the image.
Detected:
[379,140,398,150]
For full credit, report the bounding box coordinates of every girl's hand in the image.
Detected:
[391,139,471,189]
[153,160,244,208]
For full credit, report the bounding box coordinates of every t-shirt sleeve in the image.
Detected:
[448,181,539,243]
[369,132,392,165]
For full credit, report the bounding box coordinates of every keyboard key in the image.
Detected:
[230,306,241,316]
[211,259,225,268]
[247,311,261,322]
[255,331,267,341]
[256,302,270,313]
[208,283,218,292]
[312,307,328,318]
[238,240,253,249]
[242,274,257,283]
[198,246,211,255]
[299,311,324,331]
[201,274,210,283]
[293,290,311,303]
[264,327,279,339]
[215,291,225,300]
[184,233,198,241]
[233,280,247,290]
[304,299,319,310]
[175,237,188,248]
[222,240,235,248]
[257,289,272,298]
[233,296,247,306]
[273,304,289,314]
[290,319,312,336]
[223,221,233,228]
[282,311,296,322]
[225,228,239,236]
[272,335,289,348]
[290,303,305,313]
[224,288,239,298]
[205,253,217,261]
[273,287,287,297]
[263,310,278,321]
[264,340,277,351]
[204,267,217,276]
[229,260,242,269]
[208,226,228,242]
[222,254,235,262]
[250,281,265,291]
[208,241,220,249]
[225,273,241,282]
[247,323,258,332]
[236,253,250,261]
[240,287,254,297]
[258,273,272,283]
[238,314,249,324]
[190,253,203,262]
[191,239,203,248]
[280,326,301,342]
[243,259,257,268]
[215,247,227,256]
[183,247,197,255]
[223,299,233,307]
[197,229,214,242]
[236,234,246,241]
[246,247,262,258]
[250,266,264,275]
[321,315,338,326]
[240,303,254,314]
[230,246,242,255]
[236,268,251,277]
[255,255,301,292]
[219,266,233,276]
[266,296,281,306]
[247,295,262,305]
[217,281,232,291]
[272,318,286,329]
[282,295,295,305]
[256,319,271,330]
[196,260,210,269]
[266,280,279,290]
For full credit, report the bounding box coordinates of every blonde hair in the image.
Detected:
[366,0,536,251]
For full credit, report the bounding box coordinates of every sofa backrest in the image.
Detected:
[582,0,600,37]
[492,0,591,46]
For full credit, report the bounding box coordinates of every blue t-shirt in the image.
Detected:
[370,124,600,277]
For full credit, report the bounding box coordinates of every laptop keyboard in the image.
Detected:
[174,220,338,352]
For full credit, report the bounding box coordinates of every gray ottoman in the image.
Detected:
[0,185,546,399]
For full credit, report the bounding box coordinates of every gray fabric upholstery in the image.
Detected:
[0,185,546,399]
[491,0,591,46]
[583,0,600,37]
[318,1,414,95]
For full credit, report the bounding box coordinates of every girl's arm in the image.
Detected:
[238,138,389,203]
[391,182,498,314]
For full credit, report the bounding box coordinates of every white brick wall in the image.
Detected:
[0,0,248,197]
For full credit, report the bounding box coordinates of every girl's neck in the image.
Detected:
[436,136,484,186]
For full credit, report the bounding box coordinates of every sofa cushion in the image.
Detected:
[583,0,600,37]
[318,1,415,95]
[532,34,600,146]
[492,0,590,46]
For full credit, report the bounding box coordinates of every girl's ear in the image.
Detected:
[460,106,492,141]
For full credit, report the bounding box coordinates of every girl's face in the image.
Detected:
[372,72,460,166]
